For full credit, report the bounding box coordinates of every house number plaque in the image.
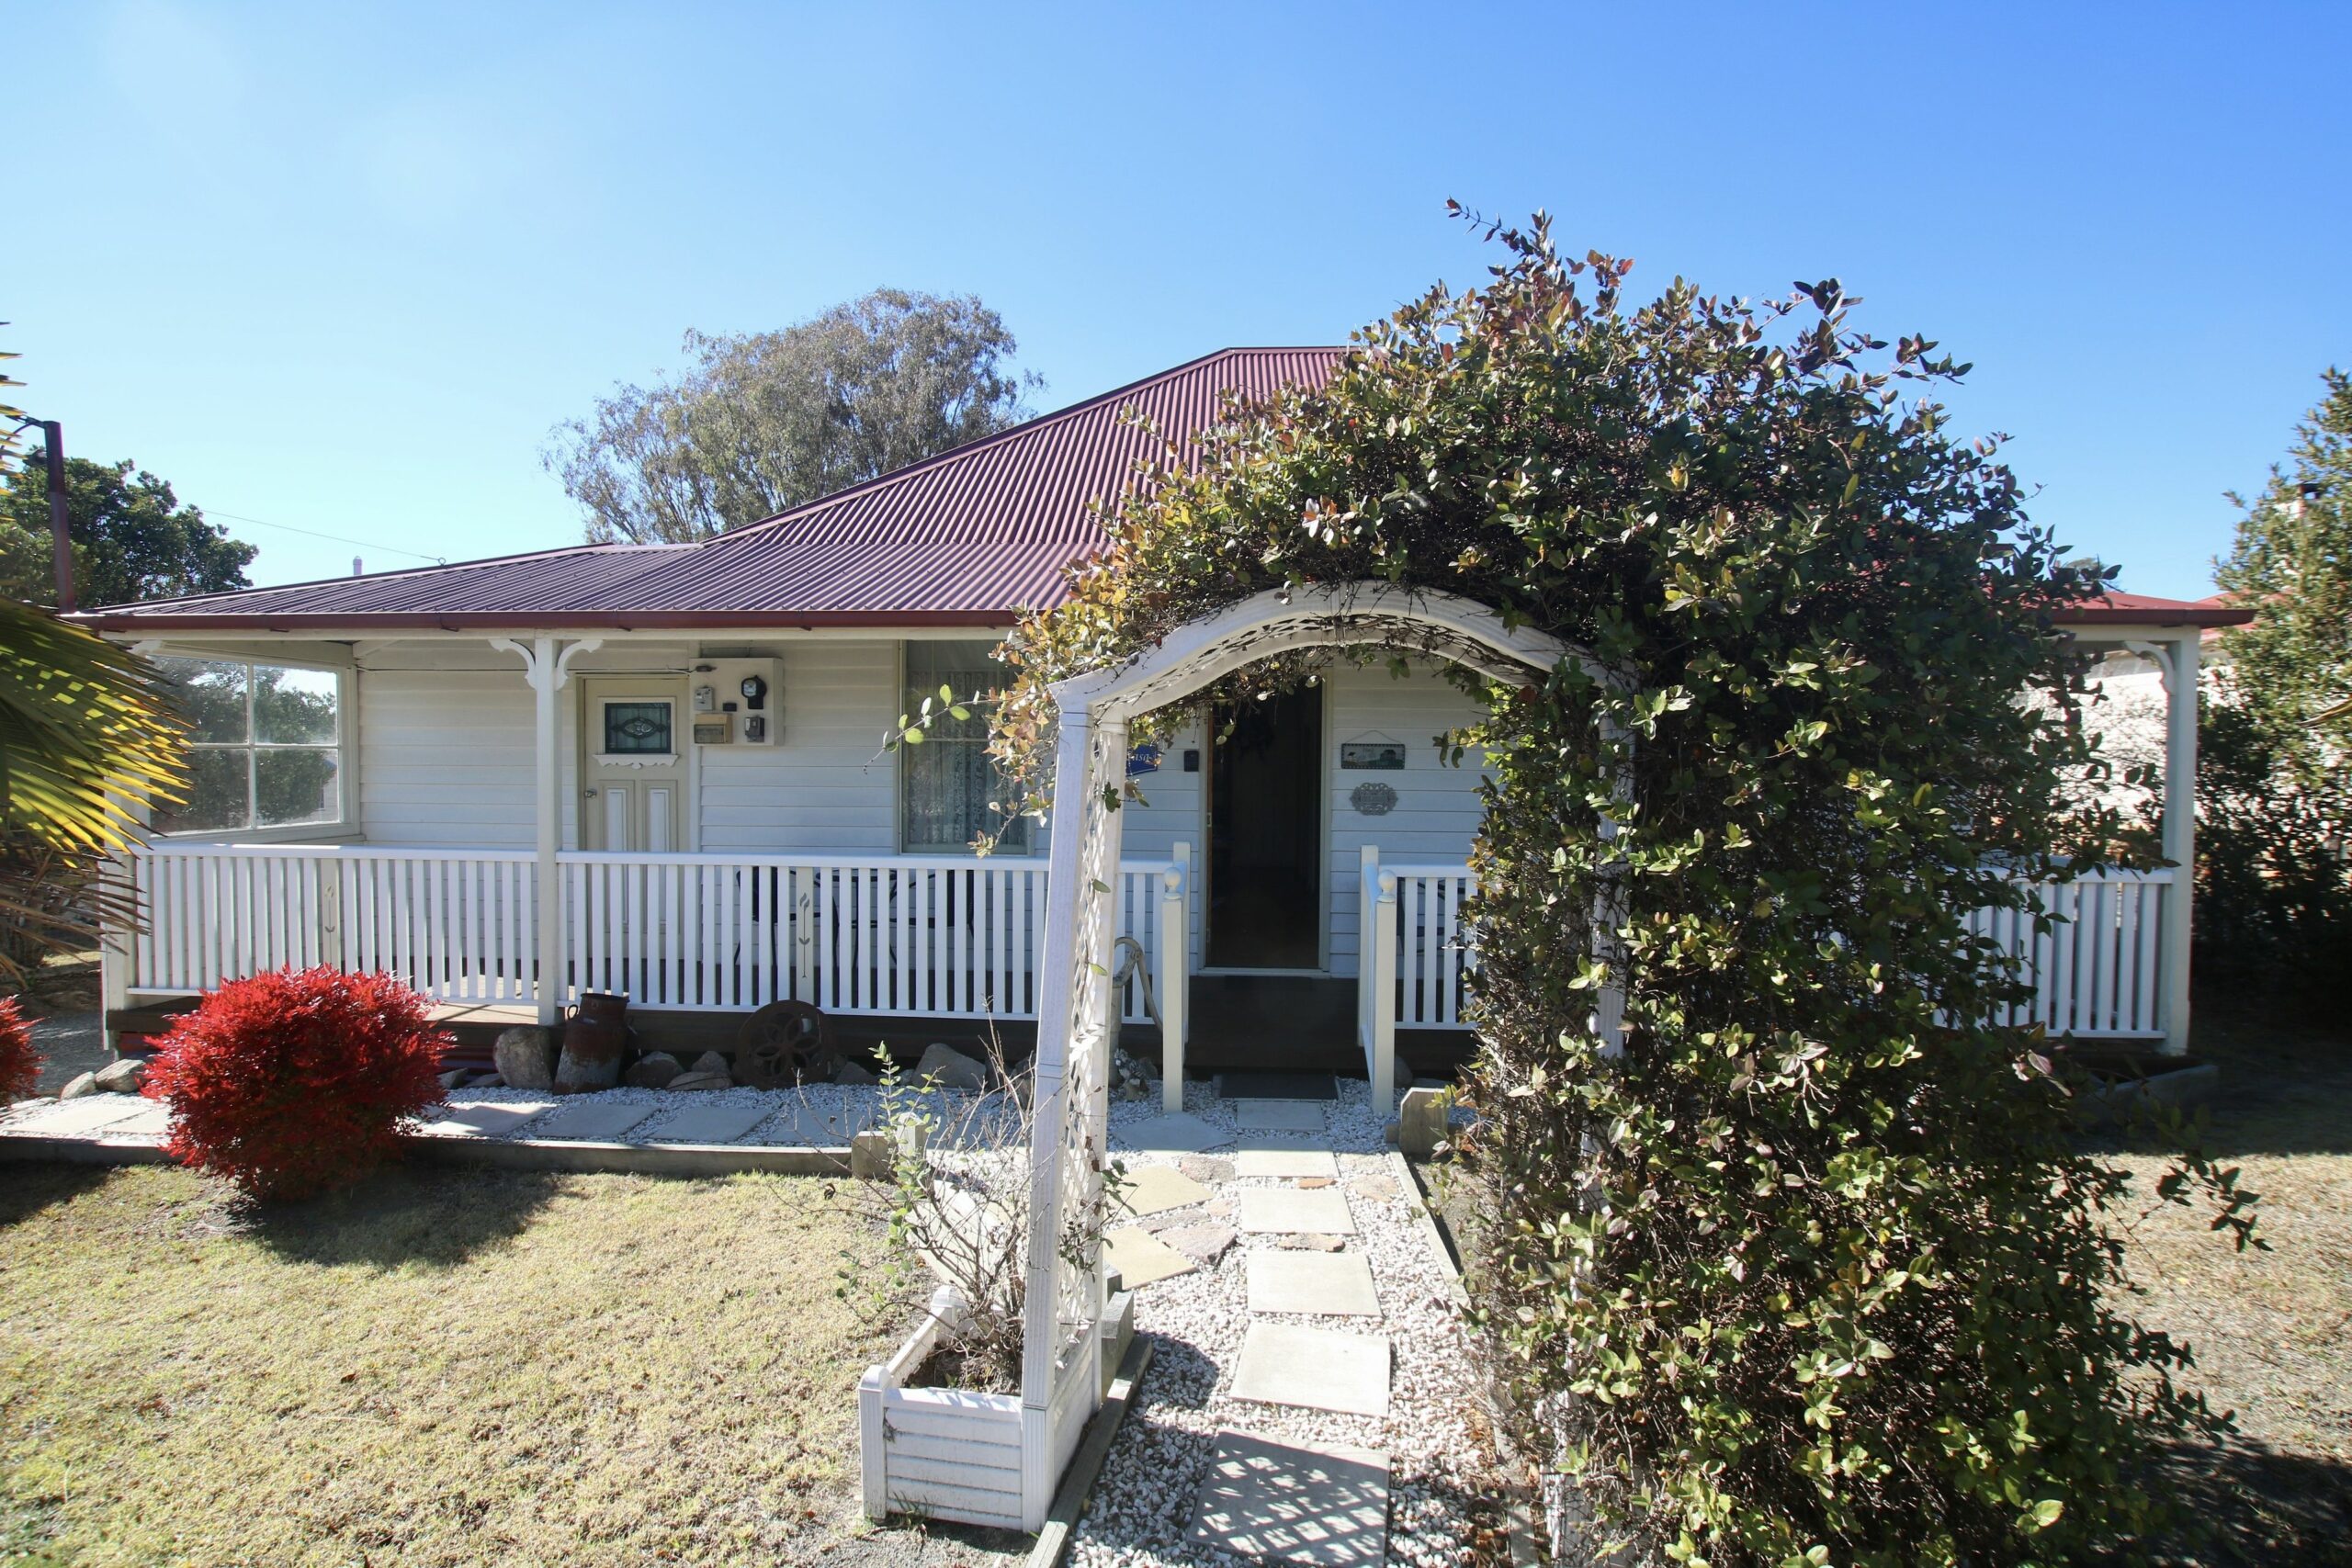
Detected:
[1350,782,1398,817]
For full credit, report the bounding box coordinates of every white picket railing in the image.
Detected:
[1966,868,2175,1039]
[127,842,1187,1028]
[1351,852,2178,1110]
[130,843,539,1004]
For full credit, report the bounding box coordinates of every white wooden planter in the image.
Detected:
[859,1288,1025,1530]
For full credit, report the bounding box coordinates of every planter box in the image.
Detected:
[858,1288,1025,1531]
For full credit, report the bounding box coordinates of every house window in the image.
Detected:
[900,641,1029,852]
[151,658,343,834]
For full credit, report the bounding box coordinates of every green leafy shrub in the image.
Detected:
[990,213,2253,1563]
[2196,371,2352,1010]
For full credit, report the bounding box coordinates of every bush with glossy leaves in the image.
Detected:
[988,213,2256,1564]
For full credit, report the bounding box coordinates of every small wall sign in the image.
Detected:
[1126,743,1163,777]
[1351,782,1398,817]
[1340,741,1407,771]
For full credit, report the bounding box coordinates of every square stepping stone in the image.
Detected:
[645,1103,773,1145]
[1114,1112,1231,1153]
[532,1101,655,1142]
[97,1104,170,1139]
[1238,1187,1355,1236]
[13,1096,153,1137]
[1102,1224,1195,1288]
[1117,1163,1214,1217]
[1248,1251,1379,1317]
[1229,1323,1390,1417]
[1235,1142,1340,1180]
[1188,1428,1389,1566]
[431,1100,556,1138]
[764,1101,871,1145]
[1236,1100,1325,1133]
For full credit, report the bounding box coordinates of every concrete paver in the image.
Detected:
[9,1096,153,1137]
[429,1100,557,1138]
[1113,1111,1232,1153]
[1187,1428,1389,1566]
[1248,1250,1379,1317]
[534,1101,656,1142]
[1233,1142,1340,1179]
[1117,1163,1214,1217]
[1235,1101,1325,1134]
[1229,1322,1391,1417]
[644,1103,773,1145]
[1103,1224,1196,1288]
[1238,1187,1355,1236]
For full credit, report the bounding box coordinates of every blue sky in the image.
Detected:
[13,1,2347,597]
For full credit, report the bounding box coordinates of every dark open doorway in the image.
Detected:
[1206,685,1323,969]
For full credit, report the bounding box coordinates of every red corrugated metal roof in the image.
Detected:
[74,343,2251,634]
[81,347,1348,632]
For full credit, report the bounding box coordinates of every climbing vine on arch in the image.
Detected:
[989,212,2256,1564]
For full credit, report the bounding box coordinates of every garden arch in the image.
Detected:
[1012,582,1622,1527]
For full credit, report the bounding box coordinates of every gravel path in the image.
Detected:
[1071,1081,1506,1567]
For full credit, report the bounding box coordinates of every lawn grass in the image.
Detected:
[2103,1000,2352,1564]
[0,1162,1019,1567]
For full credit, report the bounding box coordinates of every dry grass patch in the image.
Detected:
[2104,1004,2352,1564]
[0,1162,1023,1568]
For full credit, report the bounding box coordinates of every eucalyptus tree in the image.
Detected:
[548,288,1040,543]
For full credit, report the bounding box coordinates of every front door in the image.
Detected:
[1205,685,1324,969]
[581,677,686,852]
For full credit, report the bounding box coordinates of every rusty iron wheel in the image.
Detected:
[736,999,842,1088]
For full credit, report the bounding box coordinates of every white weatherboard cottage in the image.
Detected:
[81,345,2242,1096]
[77,344,2248,1529]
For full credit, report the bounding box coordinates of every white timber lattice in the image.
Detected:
[1013,582,1620,1528]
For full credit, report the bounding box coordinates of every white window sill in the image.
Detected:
[150,824,361,848]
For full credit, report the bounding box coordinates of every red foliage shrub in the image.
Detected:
[144,966,451,1200]
[0,996,41,1102]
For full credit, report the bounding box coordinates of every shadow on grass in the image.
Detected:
[246,1162,565,1270]
[0,1161,116,1228]
[2122,1437,2352,1567]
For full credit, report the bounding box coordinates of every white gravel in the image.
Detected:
[1069,1079,1503,1566]
[420,1078,1022,1146]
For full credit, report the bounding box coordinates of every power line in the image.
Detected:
[202,508,447,566]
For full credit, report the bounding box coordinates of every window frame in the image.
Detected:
[150,652,356,842]
[895,639,1034,856]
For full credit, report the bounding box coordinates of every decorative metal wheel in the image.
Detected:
[737,999,842,1088]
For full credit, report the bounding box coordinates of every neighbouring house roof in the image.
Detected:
[76,347,1349,634]
[72,344,2257,637]
[2060,591,2254,629]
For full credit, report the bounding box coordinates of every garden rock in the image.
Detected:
[492,1025,558,1091]
[667,1071,729,1093]
[624,1052,682,1089]
[915,1042,989,1091]
[435,1068,470,1091]
[833,1058,878,1086]
[689,1050,732,1078]
[1270,1233,1348,1252]
[1159,1222,1238,1266]
[1180,1155,1236,1184]
[58,1071,98,1100]
[93,1058,146,1094]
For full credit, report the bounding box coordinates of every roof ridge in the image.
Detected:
[710,344,1347,545]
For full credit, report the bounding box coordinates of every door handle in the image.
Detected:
[583,789,599,798]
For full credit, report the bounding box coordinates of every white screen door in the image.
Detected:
[582,677,686,852]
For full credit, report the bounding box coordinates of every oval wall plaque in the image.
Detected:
[1351,782,1398,817]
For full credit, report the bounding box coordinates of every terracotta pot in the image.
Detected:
[554,990,628,1093]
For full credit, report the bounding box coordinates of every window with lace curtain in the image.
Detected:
[899,641,1030,852]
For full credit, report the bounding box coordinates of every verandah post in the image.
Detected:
[1159,842,1190,1111]
[495,635,601,1029]
[2160,630,2200,1055]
